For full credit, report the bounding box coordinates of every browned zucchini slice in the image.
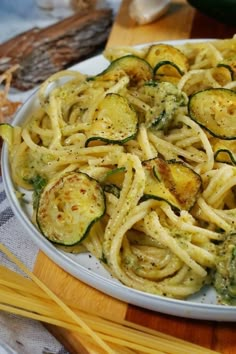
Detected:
[214,140,236,165]
[142,157,202,211]
[95,55,153,86]
[188,88,236,140]
[217,55,236,80]
[85,93,138,146]
[37,171,106,245]
[145,43,189,77]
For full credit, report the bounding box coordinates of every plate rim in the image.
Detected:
[2,38,236,322]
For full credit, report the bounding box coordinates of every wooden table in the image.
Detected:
[32,1,236,353]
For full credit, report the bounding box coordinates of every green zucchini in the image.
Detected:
[168,160,202,210]
[214,149,236,165]
[145,44,189,78]
[214,140,236,166]
[212,66,233,86]
[142,157,202,211]
[153,62,184,79]
[85,93,138,146]
[188,88,236,140]
[214,137,236,165]
[37,171,106,245]
[95,55,153,86]
[217,56,236,80]
[0,123,13,147]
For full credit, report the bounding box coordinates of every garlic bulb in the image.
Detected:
[129,0,170,25]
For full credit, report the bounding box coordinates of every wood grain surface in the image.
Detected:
[33,1,236,353]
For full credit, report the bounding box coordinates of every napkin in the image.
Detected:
[0,176,69,354]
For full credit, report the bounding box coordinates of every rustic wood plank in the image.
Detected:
[0,9,113,90]
[34,251,128,323]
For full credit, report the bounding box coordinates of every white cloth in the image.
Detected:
[0,0,120,353]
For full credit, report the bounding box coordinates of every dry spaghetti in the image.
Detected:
[0,243,221,354]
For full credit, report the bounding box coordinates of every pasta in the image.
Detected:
[1,37,236,304]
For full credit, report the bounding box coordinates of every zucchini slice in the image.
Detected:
[142,157,202,211]
[145,44,189,77]
[211,66,233,86]
[85,93,138,146]
[37,171,106,245]
[188,88,236,140]
[142,158,179,210]
[95,55,153,86]
[0,123,13,147]
[214,149,236,165]
[168,160,202,210]
[217,55,236,80]
[214,140,236,165]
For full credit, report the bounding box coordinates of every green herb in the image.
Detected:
[28,175,47,209]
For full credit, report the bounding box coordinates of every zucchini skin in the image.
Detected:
[145,43,189,78]
[36,171,106,246]
[214,149,236,166]
[153,61,184,77]
[217,63,234,81]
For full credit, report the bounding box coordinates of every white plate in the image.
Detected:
[2,39,236,322]
[0,340,18,354]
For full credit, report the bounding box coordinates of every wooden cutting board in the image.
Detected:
[33,1,236,353]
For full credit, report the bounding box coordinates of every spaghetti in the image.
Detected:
[1,37,236,303]
[0,243,221,354]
